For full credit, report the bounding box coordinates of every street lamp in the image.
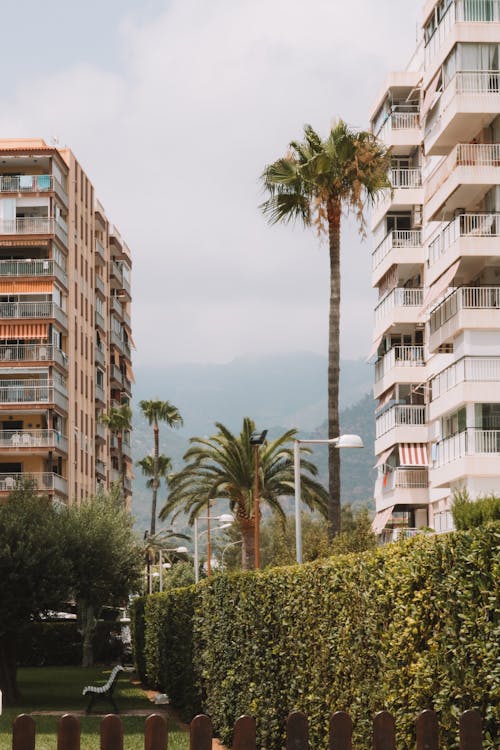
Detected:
[158,546,188,592]
[293,434,364,564]
[249,429,268,569]
[194,507,233,583]
[221,538,243,570]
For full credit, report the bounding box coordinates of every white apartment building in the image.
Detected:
[369,0,500,540]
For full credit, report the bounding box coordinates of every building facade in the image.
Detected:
[369,0,500,539]
[0,139,133,505]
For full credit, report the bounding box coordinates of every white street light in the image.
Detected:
[293,434,364,564]
[194,505,234,583]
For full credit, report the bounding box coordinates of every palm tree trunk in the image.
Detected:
[150,421,159,535]
[239,517,255,570]
[327,198,342,538]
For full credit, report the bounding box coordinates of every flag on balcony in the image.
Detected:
[400,443,428,466]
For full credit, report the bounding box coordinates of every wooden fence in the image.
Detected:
[11,709,483,750]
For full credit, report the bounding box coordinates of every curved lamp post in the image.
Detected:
[158,546,188,592]
[249,429,268,569]
[294,434,364,563]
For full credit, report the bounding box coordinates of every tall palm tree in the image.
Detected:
[261,120,391,536]
[100,404,132,502]
[139,400,183,535]
[159,417,328,570]
[136,454,172,490]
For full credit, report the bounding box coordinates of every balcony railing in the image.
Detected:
[376,111,420,140]
[390,168,422,188]
[0,471,67,494]
[430,286,500,333]
[376,404,427,438]
[95,384,106,403]
[95,346,105,366]
[0,379,67,406]
[95,274,105,296]
[434,428,500,466]
[0,258,67,286]
[372,230,422,270]
[431,356,500,399]
[0,300,66,320]
[375,288,423,324]
[0,174,52,193]
[429,213,500,265]
[96,458,106,476]
[95,309,106,331]
[0,429,68,452]
[375,346,425,382]
[0,344,67,367]
[383,468,429,491]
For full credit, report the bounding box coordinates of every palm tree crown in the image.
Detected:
[160,417,328,570]
[261,121,390,536]
[139,399,183,535]
[136,454,172,490]
[100,404,132,503]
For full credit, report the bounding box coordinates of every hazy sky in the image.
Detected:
[0,0,420,366]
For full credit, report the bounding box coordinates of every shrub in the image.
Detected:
[17,621,126,666]
[452,489,500,530]
[132,525,500,750]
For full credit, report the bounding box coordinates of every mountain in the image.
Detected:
[131,353,375,530]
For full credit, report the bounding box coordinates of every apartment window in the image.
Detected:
[80,371,84,395]
[442,408,467,438]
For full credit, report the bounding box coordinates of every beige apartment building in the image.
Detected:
[369,0,500,539]
[0,139,132,505]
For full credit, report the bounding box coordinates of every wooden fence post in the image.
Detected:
[233,715,256,750]
[57,714,80,750]
[416,710,439,750]
[329,710,352,750]
[190,714,213,750]
[286,710,308,750]
[12,714,35,750]
[373,710,396,750]
[460,709,482,750]
[101,714,124,750]
[145,714,168,750]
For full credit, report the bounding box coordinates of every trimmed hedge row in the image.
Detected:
[131,525,500,750]
[17,621,125,666]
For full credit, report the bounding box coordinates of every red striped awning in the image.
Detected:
[400,443,428,467]
[0,322,48,340]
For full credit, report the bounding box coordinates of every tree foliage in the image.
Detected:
[160,417,328,569]
[452,489,500,530]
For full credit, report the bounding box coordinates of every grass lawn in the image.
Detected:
[0,666,190,750]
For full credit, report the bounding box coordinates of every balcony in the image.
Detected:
[0,379,68,411]
[111,296,123,317]
[95,458,106,478]
[0,429,68,453]
[426,69,500,155]
[95,239,106,265]
[0,258,67,287]
[377,467,429,507]
[374,288,423,339]
[372,230,424,284]
[376,110,421,153]
[374,345,425,399]
[424,1,500,73]
[428,213,500,282]
[425,143,500,221]
[95,346,105,367]
[95,383,106,404]
[432,427,500,485]
[0,174,52,194]
[429,356,500,418]
[375,404,427,454]
[372,169,423,229]
[95,421,106,442]
[0,471,68,496]
[429,286,500,351]
[95,309,106,332]
[0,300,67,328]
[0,344,67,368]
[95,274,105,296]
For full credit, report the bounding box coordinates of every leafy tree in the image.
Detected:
[160,417,328,570]
[261,121,390,536]
[100,404,132,501]
[0,482,70,704]
[61,488,143,667]
[452,489,500,529]
[139,399,183,535]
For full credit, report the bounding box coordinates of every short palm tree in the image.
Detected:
[100,404,132,502]
[160,417,328,570]
[136,454,172,490]
[139,400,183,535]
[261,120,391,536]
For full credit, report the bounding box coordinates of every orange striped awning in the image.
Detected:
[125,362,135,383]
[399,443,428,467]
[0,322,48,340]
[0,280,52,293]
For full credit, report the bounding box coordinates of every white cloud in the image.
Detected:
[0,0,419,364]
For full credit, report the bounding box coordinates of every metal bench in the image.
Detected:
[82,665,124,713]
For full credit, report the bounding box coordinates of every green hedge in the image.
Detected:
[132,525,500,750]
[17,621,125,666]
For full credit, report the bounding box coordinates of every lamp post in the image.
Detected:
[249,429,268,569]
[158,546,188,592]
[293,434,364,564]
[194,510,233,583]
[221,538,243,570]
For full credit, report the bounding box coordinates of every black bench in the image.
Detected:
[82,665,124,713]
